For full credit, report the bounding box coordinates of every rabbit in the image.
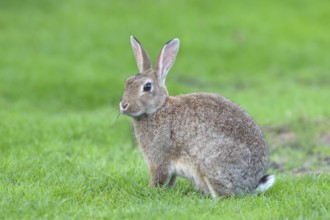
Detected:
[119,36,275,198]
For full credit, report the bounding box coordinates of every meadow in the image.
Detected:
[0,0,329,219]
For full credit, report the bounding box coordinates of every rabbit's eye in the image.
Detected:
[143,82,152,92]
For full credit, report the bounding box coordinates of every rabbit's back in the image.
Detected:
[168,93,265,146]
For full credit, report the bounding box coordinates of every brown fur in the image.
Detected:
[120,36,272,197]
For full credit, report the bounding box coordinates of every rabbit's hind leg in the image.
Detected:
[203,177,217,198]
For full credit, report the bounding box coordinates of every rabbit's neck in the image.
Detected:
[132,97,174,152]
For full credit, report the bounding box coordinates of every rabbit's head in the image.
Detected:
[120,36,180,117]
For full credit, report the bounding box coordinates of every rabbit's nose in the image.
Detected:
[120,102,129,110]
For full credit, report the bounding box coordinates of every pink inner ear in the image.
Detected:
[163,49,178,73]
[159,40,180,84]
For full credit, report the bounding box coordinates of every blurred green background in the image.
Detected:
[0,0,330,219]
[1,0,329,122]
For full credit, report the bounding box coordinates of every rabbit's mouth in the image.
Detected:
[121,110,144,117]
[119,101,143,117]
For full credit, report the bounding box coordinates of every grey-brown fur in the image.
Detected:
[119,36,274,197]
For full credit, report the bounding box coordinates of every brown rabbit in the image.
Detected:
[119,36,275,197]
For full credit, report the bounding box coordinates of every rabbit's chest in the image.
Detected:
[133,119,171,146]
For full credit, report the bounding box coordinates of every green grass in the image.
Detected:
[1,0,330,219]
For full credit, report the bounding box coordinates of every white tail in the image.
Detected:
[256,174,275,193]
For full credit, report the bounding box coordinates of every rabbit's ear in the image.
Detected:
[154,38,180,85]
[130,36,152,73]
